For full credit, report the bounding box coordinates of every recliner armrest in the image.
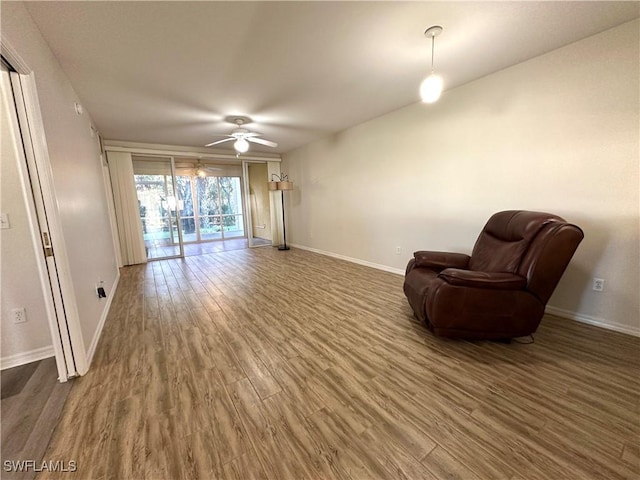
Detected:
[438,269,527,290]
[414,251,470,270]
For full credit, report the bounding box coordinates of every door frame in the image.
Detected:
[242,160,273,248]
[1,43,87,379]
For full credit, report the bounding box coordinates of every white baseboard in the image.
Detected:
[289,243,639,338]
[545,305,640,337]
[289,243,405,276]
[1,345,55,370]
[87,270,121,367]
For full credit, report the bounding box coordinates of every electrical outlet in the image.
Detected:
[12,308,26,324]
[395,246,402,255]
[593,278,605,292]
[96,280,106,298]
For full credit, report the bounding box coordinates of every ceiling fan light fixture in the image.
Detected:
[420,25,444,104]
[205,116,277,151]
[234,137,249,153]
[195,160,207,177]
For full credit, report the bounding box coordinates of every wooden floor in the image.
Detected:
[39,247,639,479]
[2,358,73,480]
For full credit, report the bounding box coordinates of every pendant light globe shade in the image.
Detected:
[420,73,443,103]
[234,138,249,153]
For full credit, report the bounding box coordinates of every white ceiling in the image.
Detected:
[24,1,639,155]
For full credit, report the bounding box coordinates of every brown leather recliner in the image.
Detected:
[403,210,584,340]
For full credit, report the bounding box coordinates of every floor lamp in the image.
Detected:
[268,174,293,251]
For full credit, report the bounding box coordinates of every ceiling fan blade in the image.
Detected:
[205,138,233,147]
[247,137,278,148]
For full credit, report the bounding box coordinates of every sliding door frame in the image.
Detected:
[168,156,185,258]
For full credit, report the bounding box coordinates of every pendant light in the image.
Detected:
[420,25,444,104]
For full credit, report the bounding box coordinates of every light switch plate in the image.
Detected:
[0,213,10,229]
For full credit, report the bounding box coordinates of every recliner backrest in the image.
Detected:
[469,210,583,304]
[469,210,564,274]
[516,221,584,304]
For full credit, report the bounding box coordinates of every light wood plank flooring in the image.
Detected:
[39,247,639,479]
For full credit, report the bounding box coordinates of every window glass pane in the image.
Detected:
[135,174,165,241]
[180,218,197,242]
[222,214,244,238]
[200,216,222,240]
[134,173,180,258]
[173,175,194,241]
[175,176,194,217]
[196,177,220,216]
[219,177,243,216]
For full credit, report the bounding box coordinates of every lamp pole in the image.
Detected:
[279,188,289,250]
[269,173,293,251]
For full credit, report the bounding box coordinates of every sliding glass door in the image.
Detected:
[175,175,197,243]
[195,176,222,241]
[214,176,245,239]
[133,156,247,259]
[134,157,184,260]
[181,174,245,242]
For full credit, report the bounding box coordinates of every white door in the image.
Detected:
[1,62,78,380]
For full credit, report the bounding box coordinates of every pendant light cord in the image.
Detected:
[431,35,435,73]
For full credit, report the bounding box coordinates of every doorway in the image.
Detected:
[244,161,273,248]
[1,59,80,380]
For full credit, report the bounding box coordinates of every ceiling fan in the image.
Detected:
[205,116,278,153]
[194,159,222,178]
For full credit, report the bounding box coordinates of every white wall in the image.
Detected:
[1,3,119,360]
[282,20,640,335]
[1,71,53,365]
